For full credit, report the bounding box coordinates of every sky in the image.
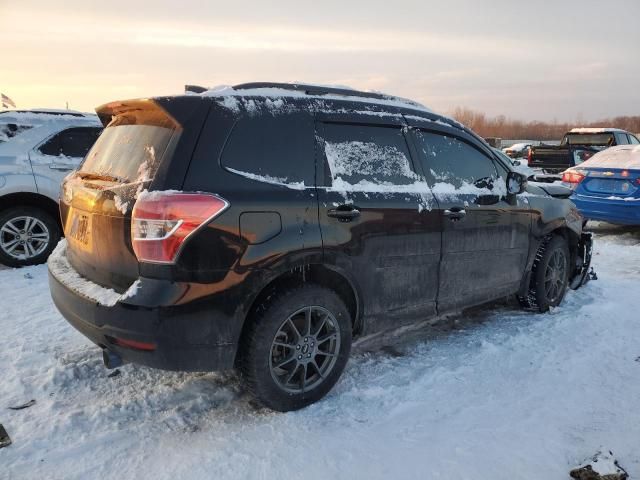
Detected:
[1,0,639,121]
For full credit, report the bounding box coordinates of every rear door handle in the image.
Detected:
[443,208,466,221]
[327,207,361,222]
[49,164,74,172]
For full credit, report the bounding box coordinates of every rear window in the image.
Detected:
[221,112,315,186]
[80,125,176,183]
[564,133,614,146]
[0,123,32,143]
[320,123,417,187]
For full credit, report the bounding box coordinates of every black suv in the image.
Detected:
[49,83,592,411]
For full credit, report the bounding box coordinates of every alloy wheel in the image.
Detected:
[0,216,50,260]
[544,249,567,303]
[269,306,341,394]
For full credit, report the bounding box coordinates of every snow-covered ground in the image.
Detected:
[2,223,640,479]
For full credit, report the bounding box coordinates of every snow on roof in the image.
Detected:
[0,109,99,125]
[569,127,628,134]
[201,83,433,114]
[577,145,640,170]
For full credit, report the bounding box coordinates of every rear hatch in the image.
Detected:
[578,168,640,199]
[61,96,210,291]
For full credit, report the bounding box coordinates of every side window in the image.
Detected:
[629,135,640,145]
[39,127,102,158]
[614,132,629,145]
[320,123,418,187]
[221,113,315,186]
[414,130,498,188]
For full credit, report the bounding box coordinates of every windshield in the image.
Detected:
[79,125,176,183]
[563,133,614,146]
[0,123,32,143]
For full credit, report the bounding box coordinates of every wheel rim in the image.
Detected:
[544,249,567,304]
[269,306,341,394]
[0,216,50,260]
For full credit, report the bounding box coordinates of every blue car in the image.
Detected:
[562,145,640,225]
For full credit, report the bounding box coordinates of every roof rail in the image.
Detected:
[232,82,393,101]
[185,84,208,94]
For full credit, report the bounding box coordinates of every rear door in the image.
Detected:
[315,113,441,334]
[409,125,531,313]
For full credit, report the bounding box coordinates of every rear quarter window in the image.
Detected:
[221,112,315,187]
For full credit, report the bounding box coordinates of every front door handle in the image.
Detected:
[327,206,361,222]
[443,207,466,221]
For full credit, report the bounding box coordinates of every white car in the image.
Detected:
[0,109,102,267]
[502,142,531,159]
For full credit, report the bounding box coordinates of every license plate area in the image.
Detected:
[66,209,92,251]
[585,178,631,195]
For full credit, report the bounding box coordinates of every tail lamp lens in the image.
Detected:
[527,148,533,166]
[562,171,586,184]
[131,192,229,263]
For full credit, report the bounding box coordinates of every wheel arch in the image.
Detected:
[235,263,362,365]
[0,192,62,229]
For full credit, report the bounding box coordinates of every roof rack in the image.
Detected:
[232,82,394,101]
[185,84,208,94]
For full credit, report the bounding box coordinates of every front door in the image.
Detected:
[315,114,441,335]
[410,126,531,313]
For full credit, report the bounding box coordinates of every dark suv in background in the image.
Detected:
[49,83,592,411]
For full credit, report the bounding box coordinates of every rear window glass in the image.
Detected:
[564,133,614,146]
[0,123,32,143]
[80,125,175,183]
[221,113,315,186]
[320,123,417,187]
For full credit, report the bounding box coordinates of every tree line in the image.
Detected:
[450,107,640,140]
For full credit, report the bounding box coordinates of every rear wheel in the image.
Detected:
[239,284,352,412]
[0,206,61,267]
[519,235,570,312]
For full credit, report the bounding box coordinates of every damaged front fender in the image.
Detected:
[569,232,594,290]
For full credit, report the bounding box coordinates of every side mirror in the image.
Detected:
[511,160,522,166]
[507,171,527,195]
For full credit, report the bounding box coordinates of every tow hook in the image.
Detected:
[102,348,123,369]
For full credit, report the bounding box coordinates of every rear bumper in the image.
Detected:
[573,194,640,225]
[48,249,239,372]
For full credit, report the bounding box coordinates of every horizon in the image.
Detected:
[1,0,639,122]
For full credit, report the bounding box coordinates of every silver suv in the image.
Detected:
[0,109,102,267]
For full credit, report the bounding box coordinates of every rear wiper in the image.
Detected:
[77,172,125,183]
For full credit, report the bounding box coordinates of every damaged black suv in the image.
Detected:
[49,83,592,411]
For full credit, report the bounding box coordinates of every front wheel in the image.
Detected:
[0,206,61,267]
[239,285,352,412]
[519,235,570,312]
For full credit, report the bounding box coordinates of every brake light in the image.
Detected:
[131,191,229,263]
[527,148,533,166]
[562,171,586,184]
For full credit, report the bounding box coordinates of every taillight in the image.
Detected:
[527,148,533,166]
[131,191,229,263]
[562,171,586,184]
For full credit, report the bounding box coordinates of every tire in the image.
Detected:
[518,235,570,312]
[239,284,352,412]
[0,206,61,267]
